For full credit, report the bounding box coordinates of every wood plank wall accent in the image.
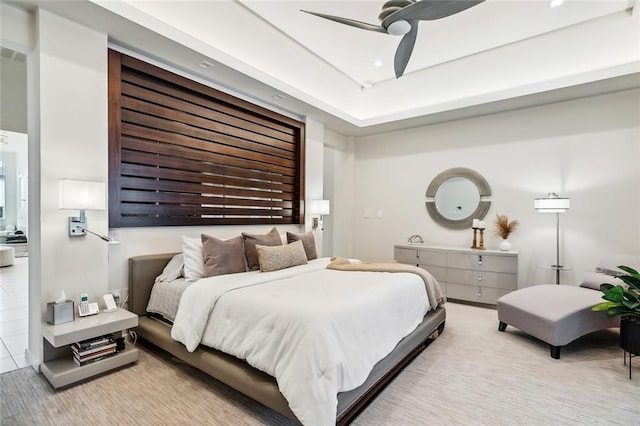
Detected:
[108,50,305,228]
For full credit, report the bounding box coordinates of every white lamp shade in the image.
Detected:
[59,179,106,210]
[534,195,570,213]
[311,199,330,215]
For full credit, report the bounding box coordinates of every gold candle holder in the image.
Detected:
[470,227,478,249]
[478,228,486,250]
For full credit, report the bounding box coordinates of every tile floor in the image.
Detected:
[0,257,29,373]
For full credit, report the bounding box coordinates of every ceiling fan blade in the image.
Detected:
[384,0,485,26]
[394,21,418,78]
[301,10,387,34]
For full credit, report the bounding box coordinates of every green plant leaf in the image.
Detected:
[592,301,618,312]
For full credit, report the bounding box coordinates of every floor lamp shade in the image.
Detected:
[534,193,570,213]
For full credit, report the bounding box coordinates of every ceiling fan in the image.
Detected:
[302,0,485,79]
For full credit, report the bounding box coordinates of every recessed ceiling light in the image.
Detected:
[198,60,215,69]
[373,60,383,68]
[550,0,563,7]
[272,93,287,101]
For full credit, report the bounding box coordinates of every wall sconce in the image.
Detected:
[534,192,570,284]
[58,179,110,241]
[310,199,330,230]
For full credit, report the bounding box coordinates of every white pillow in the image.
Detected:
[182,235,204,282]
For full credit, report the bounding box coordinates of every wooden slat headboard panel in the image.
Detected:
[128,253,178,316]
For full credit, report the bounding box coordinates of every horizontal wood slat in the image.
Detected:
[117,217,294,227]
[109,50,305,227]
[120,190,293,209]
[121,70,296,137]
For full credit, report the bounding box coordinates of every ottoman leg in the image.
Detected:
[498,321,507,332]
[550,345,561,359]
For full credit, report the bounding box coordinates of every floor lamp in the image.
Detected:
[534,193,570,284]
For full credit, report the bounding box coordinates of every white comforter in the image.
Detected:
[171,258,434,426]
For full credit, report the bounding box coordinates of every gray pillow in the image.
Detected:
[286,231,318,260]
[579,270,621,291]
[242,227,282,271]
[201,234,247,277]
[154,253,184,284]
[256,240,308,272]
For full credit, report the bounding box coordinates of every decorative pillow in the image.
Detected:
[579,270,621,291]
[286,231,318,260]
[201,234,247,277]
[182,235,205,282]
[256,240,308,272]
[242,227,282,271]
[154,253,184,284]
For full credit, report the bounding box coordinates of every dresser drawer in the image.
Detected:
[416,250,447,267]
[447,268,517,290]
[395,248,447,268]
[418,265,446,283]
[447,252,517,273]
[446,283,511,305]
[395,248,418,264]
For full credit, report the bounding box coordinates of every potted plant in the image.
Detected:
[493,214,519,251]
[592,265,640,358]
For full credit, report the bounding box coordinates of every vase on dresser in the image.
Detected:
[499,238,511,251]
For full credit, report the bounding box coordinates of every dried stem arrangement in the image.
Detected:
[494,214,519,239]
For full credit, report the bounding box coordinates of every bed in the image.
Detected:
[128,252,446,425]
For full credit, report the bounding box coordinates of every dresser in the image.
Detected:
[394,244,518,305]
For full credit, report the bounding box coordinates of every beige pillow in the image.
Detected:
[201,234,247,277]
[242,227,282,271]
[256,240,308,272]
[286,231,318,260]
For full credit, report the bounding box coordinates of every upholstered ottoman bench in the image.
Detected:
[497,284,619,359]
[0,246,15,267]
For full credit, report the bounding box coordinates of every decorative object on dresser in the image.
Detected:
[408,234,424,244]
[470,219,486,250]
[534,192,570,284]
[493,214,519,251]
[591,265,640,379]
[395,244,517,305]
[425,168,491,230]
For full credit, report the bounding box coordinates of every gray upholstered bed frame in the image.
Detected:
[128,253,446,425]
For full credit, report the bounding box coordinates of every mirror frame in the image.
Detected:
[425,167,491,230]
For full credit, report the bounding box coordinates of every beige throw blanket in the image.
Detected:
[327,258,446,310]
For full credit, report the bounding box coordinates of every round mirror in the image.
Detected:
[425,168,491,229]
[434,177,480,220]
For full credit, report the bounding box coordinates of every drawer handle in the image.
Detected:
[477,287,483,297]
[478,255,482,265]
[477,272,482,281]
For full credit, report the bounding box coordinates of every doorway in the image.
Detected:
[0,45,29,372]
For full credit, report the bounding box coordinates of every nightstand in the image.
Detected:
[41,309,139,389]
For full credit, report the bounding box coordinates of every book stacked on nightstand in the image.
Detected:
[72,334,125,366]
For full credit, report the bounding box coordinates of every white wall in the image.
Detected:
[323,129,355,258]
[351,89,640,288]
[27,8,109,367]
